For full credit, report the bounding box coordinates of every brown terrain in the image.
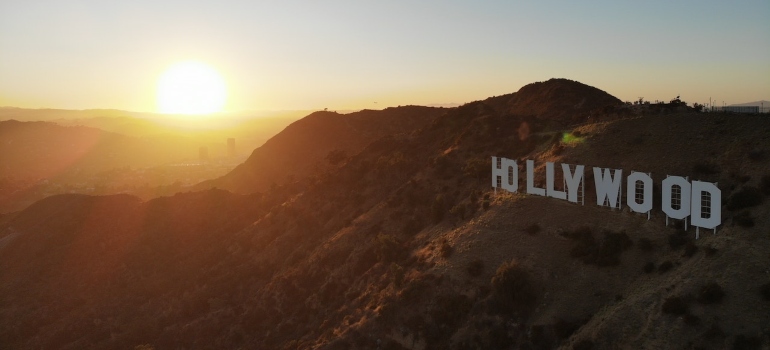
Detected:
[198,106,446,194]
[0,113,300,212]
[0,78,768,350]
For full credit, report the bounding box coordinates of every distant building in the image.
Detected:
[227,138,236,157]
[199,146,209,162]
[720,106,760,113]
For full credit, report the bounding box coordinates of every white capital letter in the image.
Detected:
[626,172,653,213]
[491,156,518,193]
[662,176,691,219]
[562,164,584,203]
[546,162,567,200]
[527,160,546,196]
[593,167,623,208]
[691,181,721,229]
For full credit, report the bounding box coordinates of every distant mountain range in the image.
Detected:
[729,100,770,107]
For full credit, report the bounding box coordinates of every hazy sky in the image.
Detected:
[1,0,768,112]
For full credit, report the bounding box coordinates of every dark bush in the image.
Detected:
[638,238,655,252]
[662,296,689,315]
[524,223,541,235]
[643,262,655,273]
[658,261,674,273]
[697,282,725,304]
[692,161,720,175]
[705,246,719,257]
[570,230,633,266]
[491,259,536,315]
[683,313,701,326]
[431,195,446,224]
[760,282,770,301]
[377,234,403,262]
[732,335,762,350]
[402,217,423,236]
[553,318,582,340]
[733,211,755,227]
[449,203,466,220]
[748,149,765,161]
[467,258,484,277]
[668,231,689,250]
[572,339,594,350]
[683,241,698,258]
[430,294,472,329]
[702,324,725,340]
[726,187,763,211]
[761,175,770,195]
[390,263,405,288]
[325,149,347,165]
[382,339,409,350]
[439,240,453,258]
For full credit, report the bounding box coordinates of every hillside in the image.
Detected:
[198,105,446,194]
[1,79,768,349]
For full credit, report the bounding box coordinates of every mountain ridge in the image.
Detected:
[1,79,768,349]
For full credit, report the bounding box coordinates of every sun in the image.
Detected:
[157,61,227,115]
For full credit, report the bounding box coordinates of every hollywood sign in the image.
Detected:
[491,157,721,235]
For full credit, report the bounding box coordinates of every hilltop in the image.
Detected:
[198,105,446,194]
[0,79,768,349]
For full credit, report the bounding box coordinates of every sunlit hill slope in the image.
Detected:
[1,79,769,349]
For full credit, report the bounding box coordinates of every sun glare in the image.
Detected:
[157,61,227,115]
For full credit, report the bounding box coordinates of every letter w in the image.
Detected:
[593,167,622,208]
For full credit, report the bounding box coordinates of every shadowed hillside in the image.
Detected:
[198,106,446,194]
[1,79,768,349]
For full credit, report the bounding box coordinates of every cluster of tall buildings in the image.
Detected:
[199,138,237,162]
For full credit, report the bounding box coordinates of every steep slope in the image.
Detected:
[199,106,445,194]
[1,79,767,350]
